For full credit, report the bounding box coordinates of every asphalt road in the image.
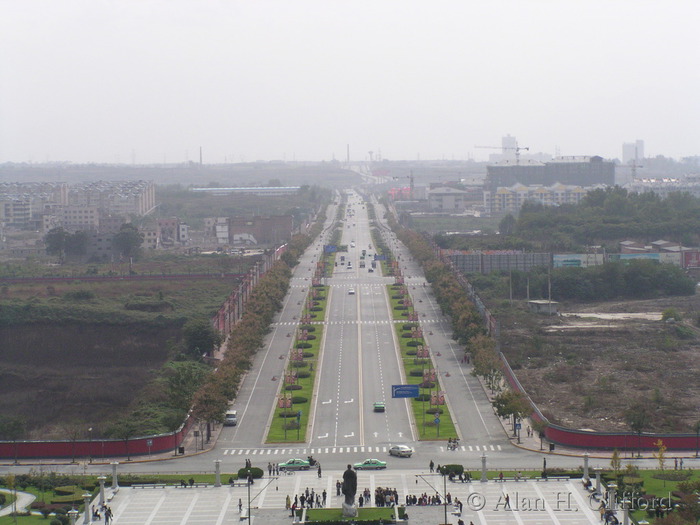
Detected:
[5,189,697,479]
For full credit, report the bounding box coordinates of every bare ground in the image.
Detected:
[0,323,177,438]
[497,295,700,433]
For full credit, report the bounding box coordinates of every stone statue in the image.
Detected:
[342,464,357,507]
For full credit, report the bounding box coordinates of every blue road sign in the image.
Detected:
[515,423,522,430]
[392,384,420,398]
[434,417,440,425]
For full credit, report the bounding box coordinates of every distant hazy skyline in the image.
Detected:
[2,1,698,164]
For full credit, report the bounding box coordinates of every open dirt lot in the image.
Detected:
[498,295,700,432]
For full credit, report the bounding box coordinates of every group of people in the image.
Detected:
[287,487,329,514]
[91,504,113,523]
[364,486,397,507]
[447,471,472,482]
[447,437,460,450]
[267,462,281,476]
[404,492,458,506]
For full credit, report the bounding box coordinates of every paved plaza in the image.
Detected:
[94,471,603,525]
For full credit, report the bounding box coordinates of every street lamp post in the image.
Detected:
[442,469,448,525]
[88,428,93,463]
[246,468,252,525]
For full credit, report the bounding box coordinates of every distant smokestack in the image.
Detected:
[199,147,203,166]
[347,144,350,164]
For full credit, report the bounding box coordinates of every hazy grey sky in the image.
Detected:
[2,1,698,164]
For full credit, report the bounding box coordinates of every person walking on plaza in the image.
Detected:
[317,463,322,478]
[429,460,435,472]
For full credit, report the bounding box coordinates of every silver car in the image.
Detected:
[389,445,413,458]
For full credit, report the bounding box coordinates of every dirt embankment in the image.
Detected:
[498,295,700,433]
[0,323,178,438]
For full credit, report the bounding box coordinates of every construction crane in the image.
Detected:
[475,144,529,165]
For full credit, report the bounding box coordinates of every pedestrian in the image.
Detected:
[318,464,322,478]
[189,477,195,487]
[680,458,684,469]
[285,495,291,510]
[429,460,434,472]
[499,472,504,482]
[322,489,327,507]
[268,462,272,476]
[505,493,511,510]
[239,498,243,512]
[675,458,678,470]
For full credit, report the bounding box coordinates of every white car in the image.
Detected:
[348,289,355,295]
[389,445,413,458]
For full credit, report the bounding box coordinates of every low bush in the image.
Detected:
[439,464,464,475]
[310,306,323,312]
[409,369,424,377]
[297,342,312,349]
[285,384,303,390]
[236,467,264,480]
[296,371,310,379]
[290,361,307,368]
[394,305,408,310]
[292,396,308,404]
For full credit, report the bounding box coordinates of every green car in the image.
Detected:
[279,458,311,471]
[373,402,385,412]
[354,458,387,470]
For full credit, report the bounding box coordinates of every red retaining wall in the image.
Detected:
[0,417,195,461]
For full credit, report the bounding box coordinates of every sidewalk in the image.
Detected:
[0,488,35,517]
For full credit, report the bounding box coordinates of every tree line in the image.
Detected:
[439,186,700,253]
